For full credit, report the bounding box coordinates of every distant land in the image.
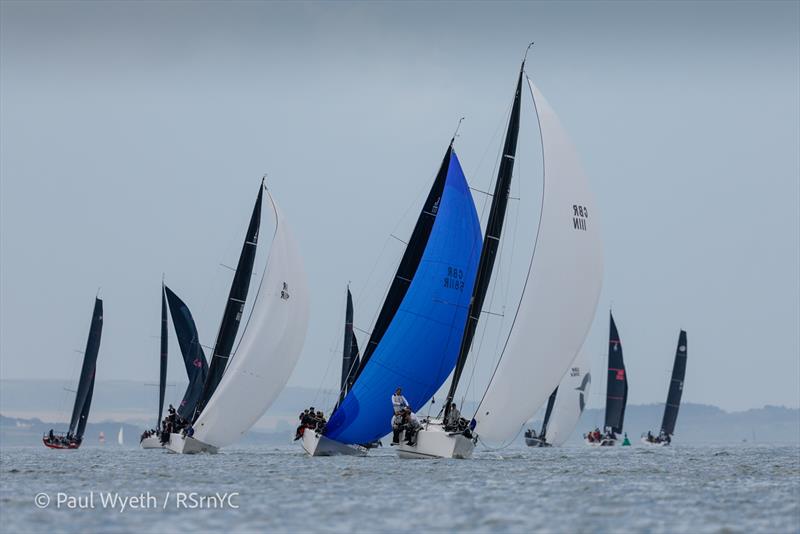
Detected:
[1,379,798,447]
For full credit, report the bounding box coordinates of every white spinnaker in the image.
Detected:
[194,193,310,448]
[545,350,592,446]
[474,79,603,443]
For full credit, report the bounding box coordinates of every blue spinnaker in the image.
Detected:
[325,147,481,444]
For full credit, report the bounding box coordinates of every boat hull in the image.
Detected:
[139,435,164,449]
[585,437,617,447]
[165,433,218,454]
[640,437,670,447]
[301,429,367,457]
[525,436,551,447]
[42,437,80,450]
[396,420,475,459]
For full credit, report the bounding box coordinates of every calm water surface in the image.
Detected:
[1,444,798,533]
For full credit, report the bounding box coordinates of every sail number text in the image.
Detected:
[443,266,465,291]
[573,204,589,231]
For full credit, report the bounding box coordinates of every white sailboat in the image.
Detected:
[401,48,603,458]
[166,184,310,454]
[526,350,592,447]
[117,426,124,446]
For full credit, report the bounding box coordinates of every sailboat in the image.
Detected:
[43,297,104,450]
[118,426,124,446]
[140,283,209,449]
[585,312,628,446]
[524,350,593,447]
[300,286,369,456]
[400,47,603,459]
[643,330,687,446]
[166,180,309,454]
[302,141,483,456]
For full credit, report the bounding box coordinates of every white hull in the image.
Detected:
[585,437,617,447]
[165,433,218,454]
[641,437,670,447]
[139,435,164,449]
[301,430,367,457]
[525,437,551,447]
[396,420,475,459]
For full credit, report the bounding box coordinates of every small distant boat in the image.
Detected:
[43,297,103,450]
[585,311,628,447]
[642,330,688,446]
[98,431,106,444]
[526,351,592,447]
[117,426,124,446]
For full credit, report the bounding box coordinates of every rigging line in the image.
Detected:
[312,285,349,411]
[472,74,547,421]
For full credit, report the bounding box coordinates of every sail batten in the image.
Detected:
[195,183,263,420]
[660,330,687,436]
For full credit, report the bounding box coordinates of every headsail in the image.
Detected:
[192,191,310,448]
[544,349,592,446]
[195,182,263,420]
[338,287,360,406]
[660,330,687,436]
[164,286,208,421]
[68,298,103,439]
[158,283,168,430]
[605,312,628,434]
[324,145,482,445]
[474,79,604,442]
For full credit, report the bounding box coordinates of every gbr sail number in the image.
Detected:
[573,204,589,231]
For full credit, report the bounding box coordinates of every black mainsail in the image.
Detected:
[660,330,687,437]
[338,287,360,406]
[164,285,209,421]
[605,312,628,434]
[68,297,103,439]
[443,65,524,420]
[539,387,559,439]
[194,181,263,420]
[158,283,168,430]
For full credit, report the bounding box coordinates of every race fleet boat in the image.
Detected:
[43,297,103,450]
[643,330,688,446]
[403,46,603,459]
[585,312,628,447]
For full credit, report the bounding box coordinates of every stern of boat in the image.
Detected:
[396,419,475,459]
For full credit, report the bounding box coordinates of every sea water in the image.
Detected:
[1,443,798,533]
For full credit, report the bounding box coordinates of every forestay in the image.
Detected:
[193,192,310,448]
[475,80,603,443]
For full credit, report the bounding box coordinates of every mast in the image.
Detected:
[338,287,360,406]
[539,387,558,438]
[68,298,103,437]
[660,330,687,436]
[158,282,168,430]
[194,180,263,420]
[605,311,628,434]
[444,62,525,420]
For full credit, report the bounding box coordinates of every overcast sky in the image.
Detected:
[1,1,798,413]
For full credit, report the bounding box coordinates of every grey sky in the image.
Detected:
[1,1,798,412]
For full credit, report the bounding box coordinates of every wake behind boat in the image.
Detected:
[43,297,103,450]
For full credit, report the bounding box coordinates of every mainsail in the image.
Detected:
[68,298,103,439]
[443,70,523,419]
[474,78,604,442]
[660,330,687,436]
[544,350,592,446]
[539,387,558,439]
[194,181,263,419]
[158,283,168,429]
[338,287,360,406]
[164,286,208,421]
[605,312,628,434]
[324,145,482,445]
[192,190,310,448]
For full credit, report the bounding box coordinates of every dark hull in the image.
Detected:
[525,437,551,447]
[42,437,80,449]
